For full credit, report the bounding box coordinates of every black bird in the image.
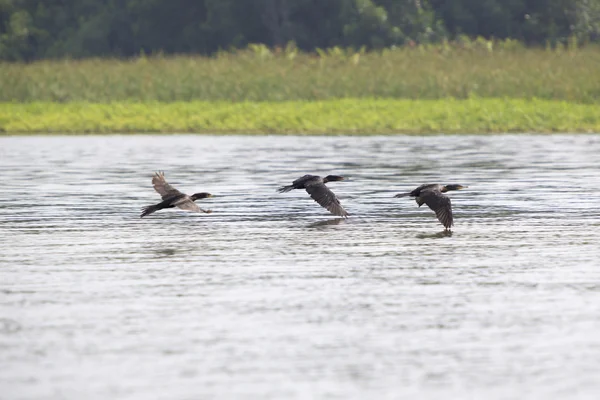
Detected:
[394,184,467,230]
[141,171,212,218]
[278,174,348,218]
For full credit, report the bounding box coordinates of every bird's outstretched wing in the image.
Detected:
[305,182,348,218]
[152,171,184,200]
[420,188,453,229]
[172,196,211,214]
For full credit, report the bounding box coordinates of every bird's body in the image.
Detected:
[395,184,467,230]
[141,171,212,217]
[278,174,348,218]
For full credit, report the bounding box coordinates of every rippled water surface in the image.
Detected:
[1,134,600,399]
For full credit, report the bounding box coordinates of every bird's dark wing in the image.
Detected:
[305,182,348,218]
[172,196,211,213]
[152,171,184,200]
[293,174,317,186]
[395,184,436,198]
[419,188,453,229]
[278,175,319,193]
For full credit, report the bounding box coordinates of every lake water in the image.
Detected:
[1,134,600,400]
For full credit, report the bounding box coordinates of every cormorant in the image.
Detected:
[141,171,212,218]
[278,174,348,218]
[394,184,467,230]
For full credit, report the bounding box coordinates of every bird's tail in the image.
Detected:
[277,185,294,193]
[394,192,411,198]
[140,204,160,218]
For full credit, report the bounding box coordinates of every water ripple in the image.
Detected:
[1,134,600,399]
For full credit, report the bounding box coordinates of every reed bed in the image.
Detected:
[1,44,599,104]
[2,98,599,134]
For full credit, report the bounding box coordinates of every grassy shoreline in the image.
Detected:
[2,98,599,134]
[2,46,599,104]
[2,46,598,135]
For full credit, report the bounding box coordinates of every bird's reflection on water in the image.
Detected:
[306,218,347,228]
[416,230,453,239]
[156,248,178,257]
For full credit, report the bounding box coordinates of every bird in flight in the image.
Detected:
[394,184,467,230]
[141,171,212,218]
[278,174,348,218]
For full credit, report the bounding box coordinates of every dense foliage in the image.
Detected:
[1,0,599,61]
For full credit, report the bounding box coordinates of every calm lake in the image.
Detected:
[1,134,600,399]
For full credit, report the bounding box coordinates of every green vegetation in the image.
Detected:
[2,44,599,103]
[1,2,597,134]
[2,98,599,134]
[1,0,599,61]
[1,44,599,134]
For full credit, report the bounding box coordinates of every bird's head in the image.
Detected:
[191,192,213,200]
[323,175,345,183]
[444,184,468,192]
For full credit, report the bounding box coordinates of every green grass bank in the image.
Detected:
[1,44,599,103]
[2,98,599,134]
[2,44,599,134]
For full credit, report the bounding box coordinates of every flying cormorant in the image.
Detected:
[394,184,467,230]
[141,171,212,218]
[278,174,348,218]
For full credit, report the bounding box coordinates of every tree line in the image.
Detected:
[1,0,599,61]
